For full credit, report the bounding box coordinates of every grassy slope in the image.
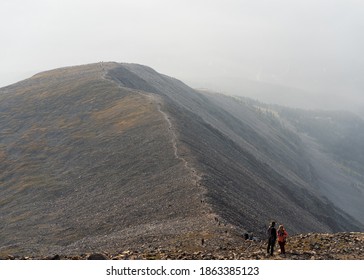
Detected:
[0,63,213,256]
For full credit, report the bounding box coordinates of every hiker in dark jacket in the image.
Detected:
[267,221,277,256]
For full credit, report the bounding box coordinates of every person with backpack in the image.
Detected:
[277,225,288,255]
[267,221,277,256]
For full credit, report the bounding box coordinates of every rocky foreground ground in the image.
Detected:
[2,232,363,260]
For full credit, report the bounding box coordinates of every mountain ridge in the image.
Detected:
[0,62,363,257]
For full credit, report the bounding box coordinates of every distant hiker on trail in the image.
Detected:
[267,221,277,256]
[277,225,288,255]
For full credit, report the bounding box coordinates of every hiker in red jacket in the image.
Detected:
[277,225,288,255]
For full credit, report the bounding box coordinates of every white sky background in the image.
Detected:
[1,0,363,113]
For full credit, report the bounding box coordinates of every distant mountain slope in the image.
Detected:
[0,62,362,256]
[195,93,364,230]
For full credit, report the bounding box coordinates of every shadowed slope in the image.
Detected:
[107,64,363,235]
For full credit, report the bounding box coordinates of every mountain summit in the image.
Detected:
[0,62,363,256]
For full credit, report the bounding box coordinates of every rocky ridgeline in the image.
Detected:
[2,232,363,260]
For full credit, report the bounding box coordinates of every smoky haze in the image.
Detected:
[1,0,363,116]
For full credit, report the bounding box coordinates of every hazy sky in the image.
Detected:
[1,0,363,113]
